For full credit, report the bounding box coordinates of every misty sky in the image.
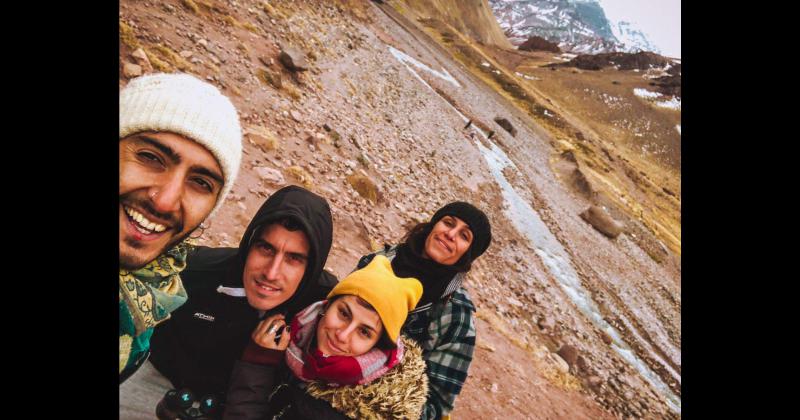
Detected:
[597,0,681,58]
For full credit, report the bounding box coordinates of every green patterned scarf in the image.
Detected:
[119,242,190,375]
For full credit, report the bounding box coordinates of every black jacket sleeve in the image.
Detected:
[224,360,353,420]
[223,361,280,420]
[288,385,349,420]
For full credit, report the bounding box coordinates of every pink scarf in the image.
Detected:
[285,301,404,386]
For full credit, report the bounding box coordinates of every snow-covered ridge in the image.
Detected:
[489,0,659,55]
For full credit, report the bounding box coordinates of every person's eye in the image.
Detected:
[137,151,164,166]
[338,308,349,319]
[288,254,306,264]
[258,242,275,254]
[191,177,214,193]
[360,328,371,338]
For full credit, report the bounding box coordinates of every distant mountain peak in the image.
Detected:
[489,0,659,55]
[611,20,660,54]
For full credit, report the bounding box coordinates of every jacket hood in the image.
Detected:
[233,185,333,317]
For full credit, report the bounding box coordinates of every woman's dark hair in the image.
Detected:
[325,295,397,350]
[401,221,474,272]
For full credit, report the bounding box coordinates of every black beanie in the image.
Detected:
[430,202,492,260]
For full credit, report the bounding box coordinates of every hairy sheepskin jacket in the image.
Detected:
[224,336,429,420]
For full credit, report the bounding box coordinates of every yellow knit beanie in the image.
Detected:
[327,255,422,341]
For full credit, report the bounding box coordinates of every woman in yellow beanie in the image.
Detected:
[222,256,429,420]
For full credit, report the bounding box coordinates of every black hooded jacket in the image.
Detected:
[149,186,338,400]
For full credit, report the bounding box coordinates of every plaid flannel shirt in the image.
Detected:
[357,247,477,419]
[403,287,476,419]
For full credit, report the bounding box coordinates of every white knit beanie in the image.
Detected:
[119,73,242,217]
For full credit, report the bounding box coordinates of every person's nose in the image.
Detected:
[264,252,284,281]
[335,323,355,344]
[149,173,183,214]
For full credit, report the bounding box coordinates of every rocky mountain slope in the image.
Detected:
[119,0,681,418]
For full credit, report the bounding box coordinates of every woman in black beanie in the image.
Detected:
[355,201,492,420]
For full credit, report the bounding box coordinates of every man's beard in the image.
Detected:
[119,228,195,270]
[119,193,188,270]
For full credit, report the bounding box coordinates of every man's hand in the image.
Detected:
[251,314,291,351]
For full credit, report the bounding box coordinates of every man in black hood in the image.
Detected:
[134,185,336,414]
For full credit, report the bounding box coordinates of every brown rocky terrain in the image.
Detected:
[396,0,512,49]
[519,36,561,53]
[548,51,675,72]
[119,0,681,418]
